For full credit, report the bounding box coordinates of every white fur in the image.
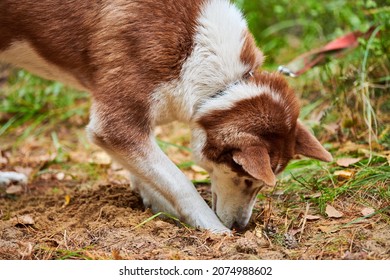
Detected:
[0,171,28,187]
[0,41,87,91]
[195,83,272,117]
[195,82,294,129]
[209,163,262,229]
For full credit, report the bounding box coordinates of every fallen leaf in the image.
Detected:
[324,123,339,134]
[254,224,263,238]
[338,141,368,153]
[12,215,35,226]
[64,195,71,206]
[6,185,23,194]
[305,215,321,220]
[274,189,284,196]
[361,207,375,216]
[326,204,344,218]
[13,166,33,177]
[319,226,339,233]
[336,157,361,167]
[334,170,353,180]
[112,249,123,260]
[305,192,321,199]
[288,228,301,236]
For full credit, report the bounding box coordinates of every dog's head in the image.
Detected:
[192,71,332,230]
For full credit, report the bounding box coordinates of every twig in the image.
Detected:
[299,202,310,242]
[349,229,357,252]
[64,230,69,250]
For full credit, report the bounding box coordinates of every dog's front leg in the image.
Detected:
[130,173,182,217]
[87,103,229,233]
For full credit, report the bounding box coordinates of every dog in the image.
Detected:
[0,0,332,233]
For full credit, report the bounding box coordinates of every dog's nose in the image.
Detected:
[232,221,245,232]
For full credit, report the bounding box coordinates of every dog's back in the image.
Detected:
[0,0,205,92]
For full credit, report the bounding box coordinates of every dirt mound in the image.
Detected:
[0,183,285,260]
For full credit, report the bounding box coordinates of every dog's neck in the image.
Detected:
[151,0,263,125]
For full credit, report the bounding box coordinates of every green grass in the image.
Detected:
[0,70,89,142]
[37,246,94,260]
[278,154,389,213]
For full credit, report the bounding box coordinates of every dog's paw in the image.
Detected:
[0,171,28,187]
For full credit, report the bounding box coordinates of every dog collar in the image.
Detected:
[210,71,254,99]
[211,80,240,98]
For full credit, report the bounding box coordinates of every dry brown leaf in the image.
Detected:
[12,215,35,226]
[304,192,322,199]
[13,166,33,177]
[336,157,361,167]
[339,141,368,153]
[361,207,375,216]
[254,224,263,238]
[319,226,339,233]
[305,215,321,220]
[326,204,344,218]
[112,249,123,260]
[64,195,71,206]
[274,189,284,195]
[6,185,23,194]
[334,170,353,180]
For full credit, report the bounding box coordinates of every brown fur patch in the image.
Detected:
[240,30,264,71]
[0,1,99,88]
[0,0,205,152]
[88,0,206,152]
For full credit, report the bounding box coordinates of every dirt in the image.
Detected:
[0,124,389,260]
[0,182,284,260]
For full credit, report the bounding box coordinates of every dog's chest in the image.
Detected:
[0,41,86,91]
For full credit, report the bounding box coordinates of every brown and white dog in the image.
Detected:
[0,0,332,233]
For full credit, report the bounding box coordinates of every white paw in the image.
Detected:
[0,171,28,187]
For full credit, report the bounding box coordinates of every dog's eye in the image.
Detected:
[244,179,253,188]
[243,70,254,80]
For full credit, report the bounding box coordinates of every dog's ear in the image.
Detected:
[295,121,333,162]
[232,146,276,186]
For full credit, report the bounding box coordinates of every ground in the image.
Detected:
[1,121,389,260]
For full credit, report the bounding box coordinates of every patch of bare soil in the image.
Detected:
[0,183,283,260]
[0,125,389,260]
[1,181,389,260]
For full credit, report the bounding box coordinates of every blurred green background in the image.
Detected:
[236,0,389,66]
